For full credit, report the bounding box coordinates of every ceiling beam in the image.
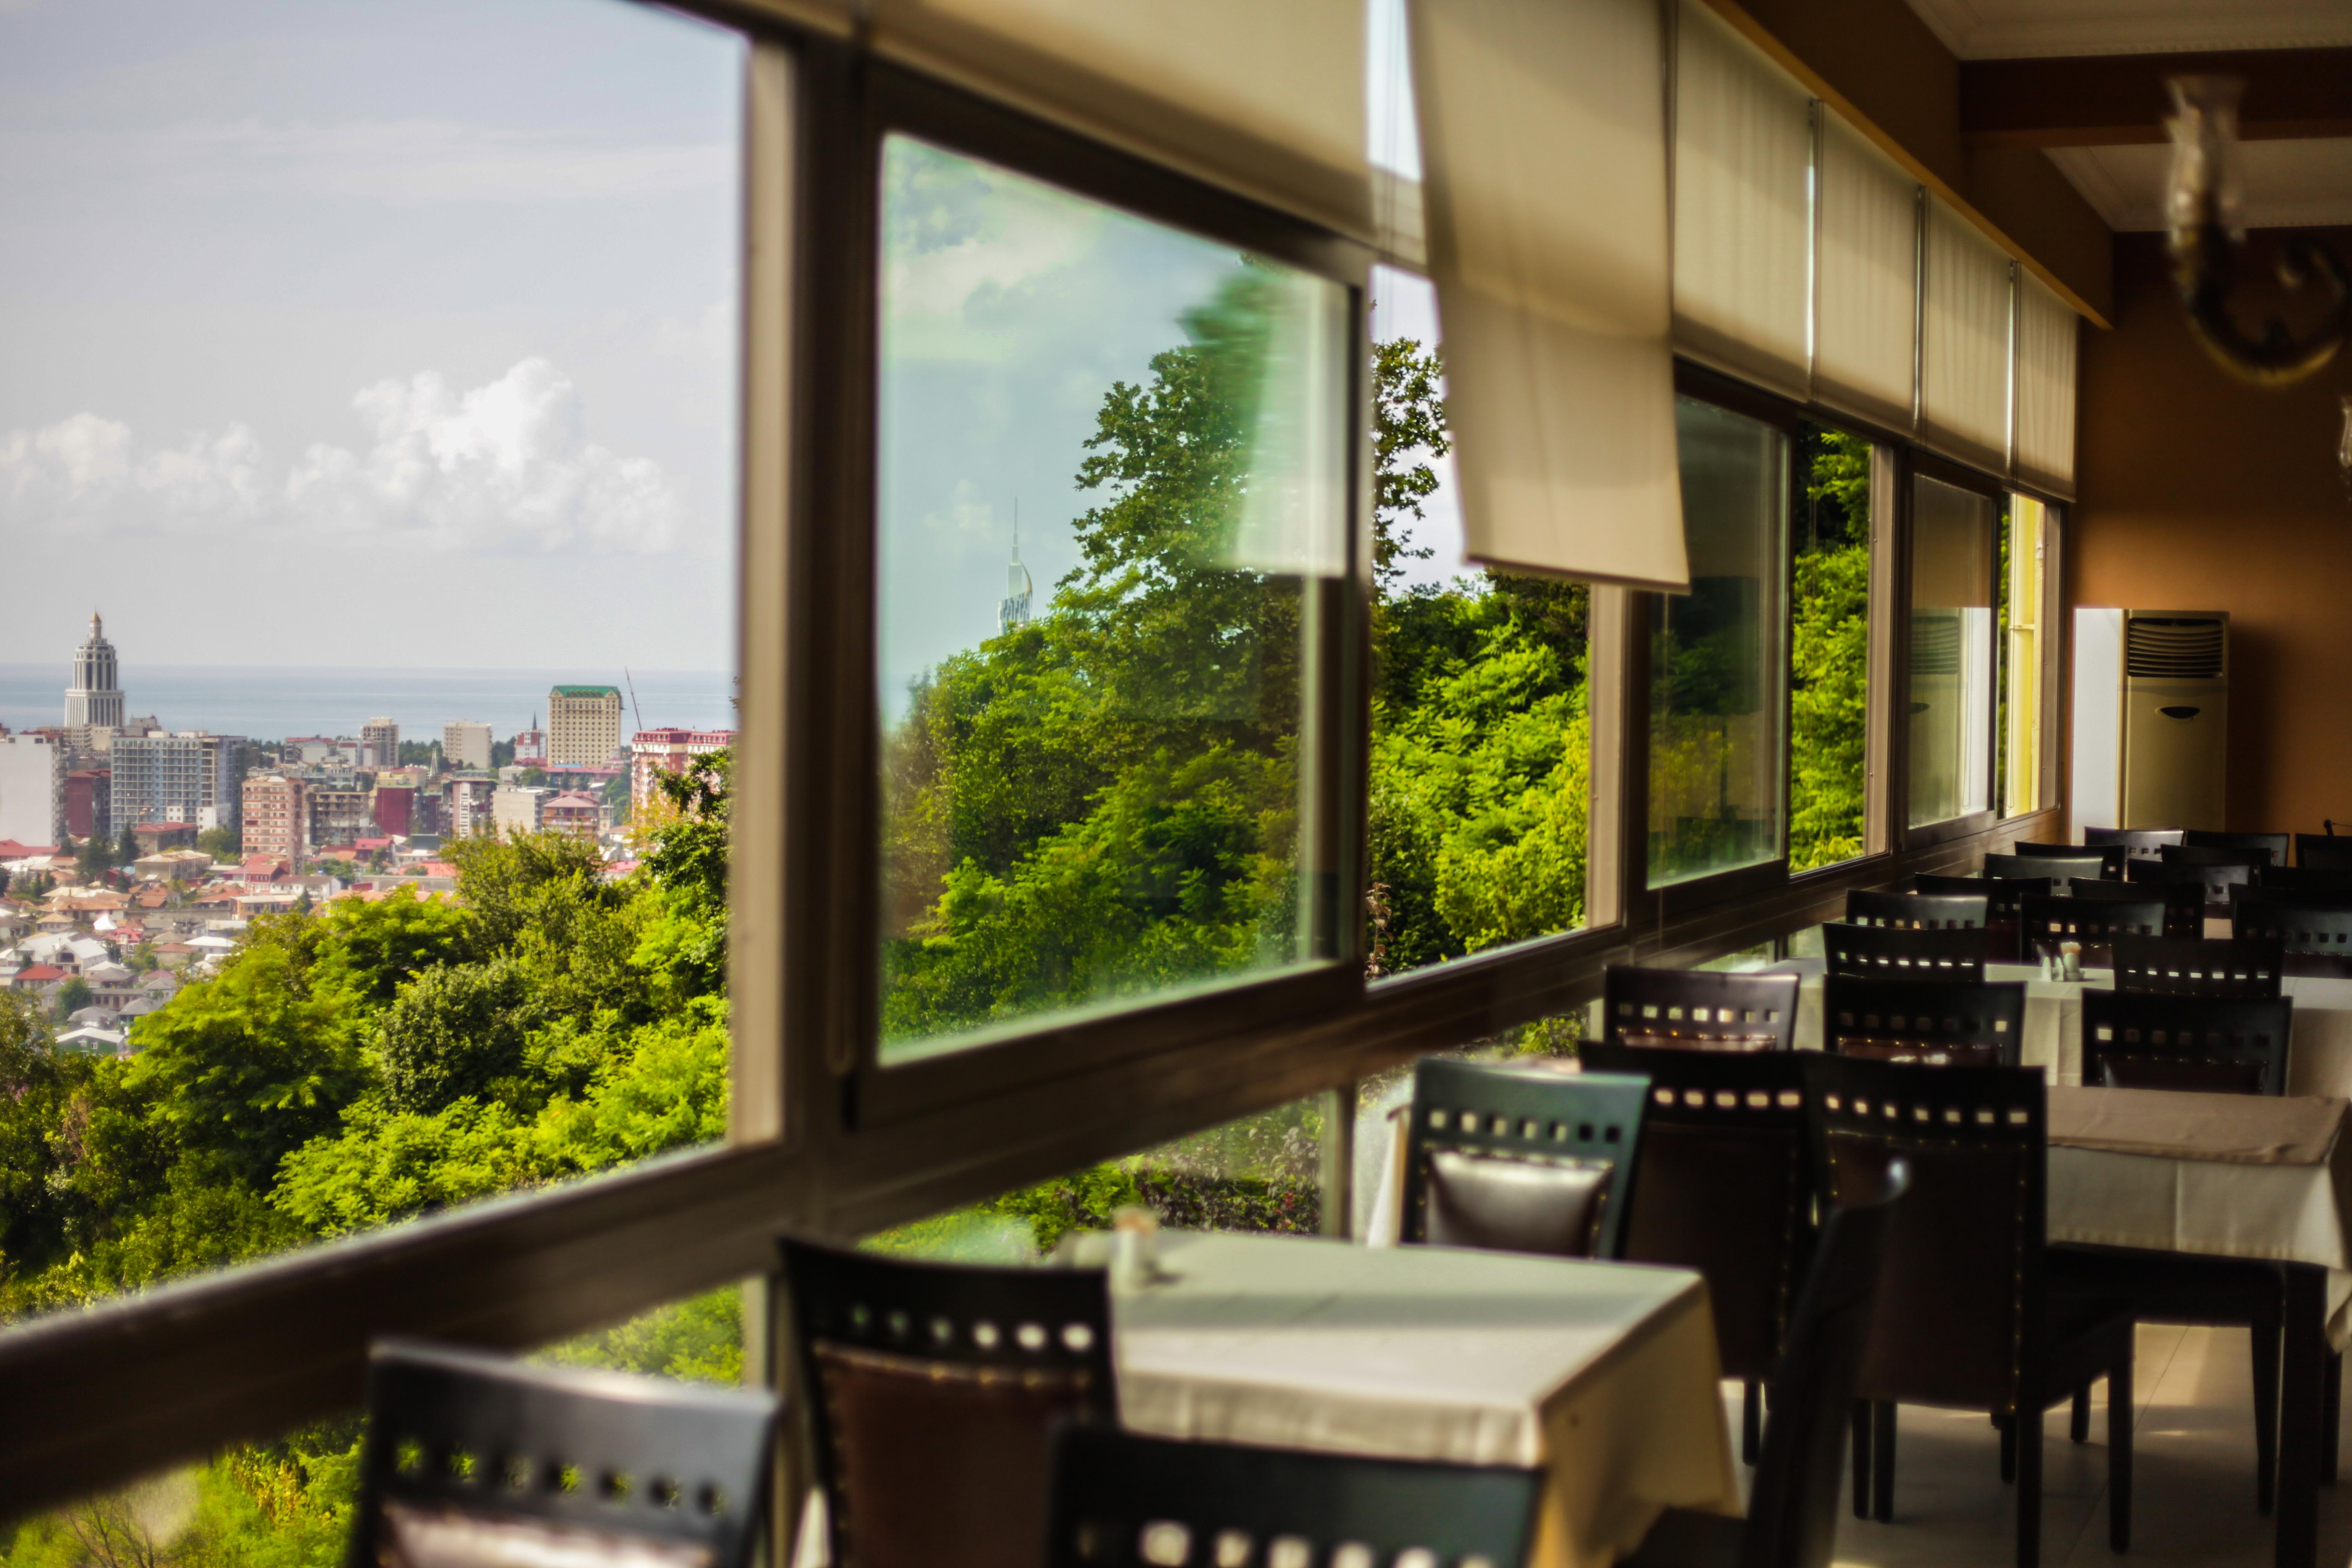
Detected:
[1961,48,2352,148]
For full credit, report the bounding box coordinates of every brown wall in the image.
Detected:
[1733,0,2115,318]
[2073,230,2352,832]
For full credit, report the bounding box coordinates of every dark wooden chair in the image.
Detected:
[2110,934,2283,999]
[1821,977,2025,1068]
[1044,1426,1542,1568]
[1811,1057,2132,1568]
[1602,966,1800,1052]
[1846,888,1989,931]
[781,1238,1117,1568]
[1402,1058,1650,1260]
[2072,874,2202,939]
[1821,922,1985,984]
[2184,829,2291,863]
[2231,892,2352,977]
[1583,1044,1815,1466]
[2015,841,2127,881]
[348,1339,781,1568]
[2157,843,2270,915]
[2063,988,2300,1516]
[1985,850,2110,886]
[2294,833,2352,872]
[1916,873,2041,962]
[1622,1157,1913,1568]
[2017,892,2166,970]
[2082,990,2293,1095]
[2083,827,2184,865]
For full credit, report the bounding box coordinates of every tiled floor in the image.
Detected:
[1725,1325,2352,1567]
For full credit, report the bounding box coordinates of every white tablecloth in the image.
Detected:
[1791,962,2352,1093]
[2044,1087,2352,1346]
[1101,1231,1739,1568]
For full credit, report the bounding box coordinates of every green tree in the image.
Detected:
[53,978,93,1020]
[197,826,240,861]
[1787,429,1871,871]
[117,826,140,868]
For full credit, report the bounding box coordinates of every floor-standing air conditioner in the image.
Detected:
[2071,609,2229,837]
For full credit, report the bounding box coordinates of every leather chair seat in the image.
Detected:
[1423,1148,1614,1258]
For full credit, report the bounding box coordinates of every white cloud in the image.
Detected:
[0,358,683,554]
[921,477,999,539]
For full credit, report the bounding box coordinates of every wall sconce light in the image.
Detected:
[2165,75,2351,386]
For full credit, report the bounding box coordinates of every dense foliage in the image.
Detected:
[1789,428,1872,872]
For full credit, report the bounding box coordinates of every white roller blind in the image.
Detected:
[870,0,1372,242]
[1408,0,1687,591]
[1813,109,1918,430]
[2014,272,2079,498]
[1921,196,2013,470]
[1671,0,1812,401]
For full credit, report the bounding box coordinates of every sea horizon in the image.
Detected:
[0,664,737,744]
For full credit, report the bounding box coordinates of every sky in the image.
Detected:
[0,0,744,673]
[0,0,1468,695]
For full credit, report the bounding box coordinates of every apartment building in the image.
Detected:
[108,734,206,836]
[305,788,371,852]
[628,728,735,818]
[442,721,493,772]
[359,718,400,770]
[241,775,304,866]
[491,784,550,839]
[544,686,621,767]
[0,735,64,849]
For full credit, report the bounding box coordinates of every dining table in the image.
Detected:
[1776,958,2352,1093]
[2044,1084,2352,1568]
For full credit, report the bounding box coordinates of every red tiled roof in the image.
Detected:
[15,965,65,982]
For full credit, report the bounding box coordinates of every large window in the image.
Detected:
[1649,397,1786,887]
[1788,425,1872,871]
[874,137,1350,1064]
[1907,474,1996,828]
[0,0,743,1329]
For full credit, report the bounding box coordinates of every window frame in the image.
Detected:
[0,13,2076,1526]
[1898,447,2008,849]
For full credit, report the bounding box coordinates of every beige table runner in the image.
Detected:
[1106,1231,1740,1568]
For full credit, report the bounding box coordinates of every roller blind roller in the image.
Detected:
[1921,196,2013,470]
[869,0,1372,242]
[1408,0,1688,591]
[2014,272,2079,498]
[1813,109,1918,430]
[1671,0,1812,401]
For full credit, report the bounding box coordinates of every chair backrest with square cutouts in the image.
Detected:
[2084,827,2184,865]
[1044,1426,1541,1568]
[2014,841,2126,881]
[1601,966,1798,1051]
[2295,834,2352,872]
[2071,875,2201,938]
[2184,829,2290,863]
[2082,990,2293,1095]
[1807,1055,2047,1413]
[1822,978,2025,1068]
[2018,892,2166,968]
[1402,1059,1650,1261]
[1821,922,1985,984]
[1580,1045,1815,1384]
[348,1339,780,1568]
[1845,889,1988,931]
[781,1238,1117,1568]
[2229,892,2352,977]
[1985,850,2108,886]
[2111,935,2282,998]
[1915,874,2038,961]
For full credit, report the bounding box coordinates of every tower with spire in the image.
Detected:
[63,611,125,730]
[998,499,1034,635]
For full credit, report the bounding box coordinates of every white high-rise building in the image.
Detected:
[444,720,494,771]
[0,735,64,848]
[63,612,126,730]
[361,717,400,770]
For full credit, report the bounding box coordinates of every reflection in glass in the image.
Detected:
[1788,426,1872,871]
[1649,399,1787,887]
[2000,495,2050,816]
[876,138,1347,1063]
[1908,476,1996,826]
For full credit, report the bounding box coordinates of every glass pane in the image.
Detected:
[1788,426,1870,872]
[1364,274,1591,976]
[0,0,742,1328]
[876,138,1347,1063]
[1907,476,1996,827]
[2001,495,2050,817]
[872,1097,1328,1259]
[1649,398,1787,887]
[538,1283,747,1386]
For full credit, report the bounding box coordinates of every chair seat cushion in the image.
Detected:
[1423,1149,1612,1258]
[1619,1505,1744,1568]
